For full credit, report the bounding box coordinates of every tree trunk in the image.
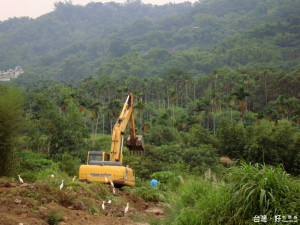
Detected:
[95,117,99,136]
[207,113,210,130]
[92,120,95,147]
[110,119,113,134]
[213,110,216,135]
[158,95,160,108]
[102,114,105,134]
[264,72,268,106]
[139,116,142,131]
[193,83,196,101]
[167,97,169,109]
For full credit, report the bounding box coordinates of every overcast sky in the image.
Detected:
[0,0,198,21]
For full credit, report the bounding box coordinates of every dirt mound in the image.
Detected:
[0,179,163,225]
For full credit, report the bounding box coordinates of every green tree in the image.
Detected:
[216,119,246,158]
[0,86,24,176]
[245,121,298,174]
[89,102,102,147]
[134,99,145,131]
[231,85,250,122]
[105,99,122,134]
[180,124,215,148]
[34,94,89,161]
[146,125,177,146]
[182,145,219,174]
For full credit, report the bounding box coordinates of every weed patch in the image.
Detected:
[48,209,64,225]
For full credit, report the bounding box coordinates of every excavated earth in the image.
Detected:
[0,181,164,225]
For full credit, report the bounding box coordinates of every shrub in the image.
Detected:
[59,152,79,176]
[179,124,216,147]
[151,171,175,183]
[48,209,64,225]
[18,150,56,182]
[19,151,54,170]
[151,170,183,192]
[89,206,100,215]
[94,134,111,152]
[182,145,220,174]
[134,186,161,202]
[145,125,178,146]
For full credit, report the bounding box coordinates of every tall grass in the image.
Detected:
[165,179,230,225]
[164,163,300,225]
[226,162,300,224]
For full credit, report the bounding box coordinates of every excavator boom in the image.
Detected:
[109,93,144,162]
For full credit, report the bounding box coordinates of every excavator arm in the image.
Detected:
[109,94,144,162]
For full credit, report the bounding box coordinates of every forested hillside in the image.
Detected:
[0,0,299,81]
[0,1,191,77]
[0,0,300,224]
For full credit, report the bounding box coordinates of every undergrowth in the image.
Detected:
[164,162,300,225]
[48,209,64,225]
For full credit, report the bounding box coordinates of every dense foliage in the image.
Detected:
[0,0,299,81]
[0,1,299,224]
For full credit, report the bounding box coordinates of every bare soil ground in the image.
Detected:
[0,181,164,225]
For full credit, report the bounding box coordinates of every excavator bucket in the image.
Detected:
[126,135,145,153]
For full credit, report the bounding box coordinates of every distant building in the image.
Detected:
[0,66,24,82]
[15,66,23,71]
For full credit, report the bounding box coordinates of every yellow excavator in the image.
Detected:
[78,93,144,186]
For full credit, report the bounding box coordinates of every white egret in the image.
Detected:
[110,180,114,188]
[15,199,21,204]
[124,203,129,214]
[59,180,64,190]
[107,200,112,204]
[50,174,54,178]
[18,175,24,184]
[102,201,105,210]
[72,176,77,182]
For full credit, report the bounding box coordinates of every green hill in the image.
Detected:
[0,0,299,81]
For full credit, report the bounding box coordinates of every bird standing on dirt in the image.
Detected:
[18,175,24,184]
[102,201,105,210]
[108,200,112,204]
[110,180,114,187]
[124,203,129,214]
[59,180,64,190]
